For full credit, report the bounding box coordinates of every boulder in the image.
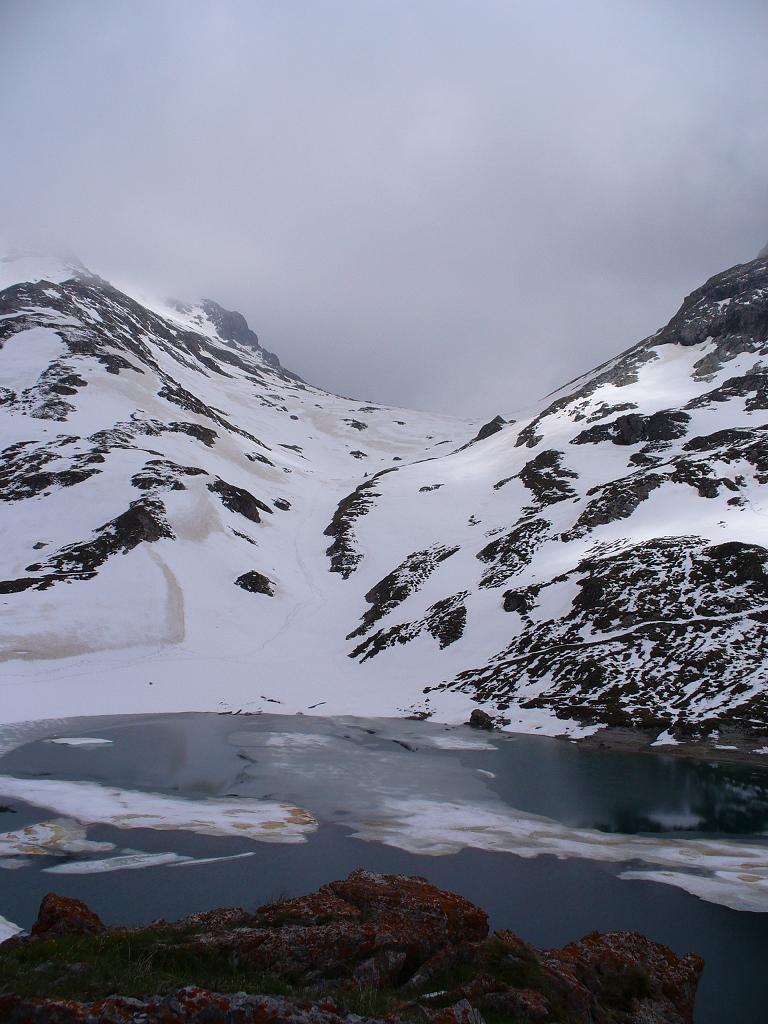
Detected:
[30,894,104,938]
[468,708,494,730]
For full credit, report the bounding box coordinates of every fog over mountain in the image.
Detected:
[1,0,767,415]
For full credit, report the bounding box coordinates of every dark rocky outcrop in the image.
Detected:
[502,589,534,614]
[457,415,508,452]
[349,591,468,662]
[473,414,506,442]
[0,871,703,1024]
[563,472,664,540]
[2,498,175,592]
[349,545,459,639]
[439,535,768,733]
[0,438,104,503]
[200,299,282,370]
[235,570,275,596]
[131,459,208,492]
[492,449,578,510]
[208,478,273,523]
[476,518,549,588]
[517,449,579,508]
[325,472,397,577]
[468,709,494,730]
[424,592,468,649]
[572,410,690,448]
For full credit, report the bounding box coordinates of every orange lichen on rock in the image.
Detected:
[30,893,105,938]
[0,870,703,1024]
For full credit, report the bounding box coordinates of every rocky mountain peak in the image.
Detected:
[200,298,283,369]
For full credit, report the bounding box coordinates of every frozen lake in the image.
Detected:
[1,712,767,1023]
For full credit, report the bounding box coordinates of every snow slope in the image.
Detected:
[1,249,767,738]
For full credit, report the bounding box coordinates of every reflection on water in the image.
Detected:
[479,732,768,836]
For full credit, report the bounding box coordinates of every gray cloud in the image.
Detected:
[1,0,766,415]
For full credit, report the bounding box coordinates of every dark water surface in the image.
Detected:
[0,712,766,1023]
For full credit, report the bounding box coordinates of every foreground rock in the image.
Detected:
[0,870,703,1023]
[30,893,105,938]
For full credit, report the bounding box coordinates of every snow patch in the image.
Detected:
[0,326,66,393]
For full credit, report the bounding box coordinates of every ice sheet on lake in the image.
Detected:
[0,776,317,844]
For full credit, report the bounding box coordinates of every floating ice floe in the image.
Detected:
[0,914,23,944]
[0,857,32,870]
[44,849,258,874]
[0,817,114,859]
[46,737,114,748]
[424,734,496,751]
[44,850,191,873]
[263,732,334,749]
[0,776,317,843]
[170,851,256,868]
[619,870,768,914]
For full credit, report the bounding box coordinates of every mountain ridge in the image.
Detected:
[1,248,766,750]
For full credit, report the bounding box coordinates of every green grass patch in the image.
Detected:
[0,928,294,1002]
[599,964,652,1013]
[0,928,652,1022]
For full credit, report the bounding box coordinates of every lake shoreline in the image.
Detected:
[571,723,768,768]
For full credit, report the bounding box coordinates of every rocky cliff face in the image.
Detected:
[0,871,703,1024]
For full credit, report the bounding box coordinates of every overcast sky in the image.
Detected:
[1,1,766,416]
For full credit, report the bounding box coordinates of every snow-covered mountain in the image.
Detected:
[1,247,767,741]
